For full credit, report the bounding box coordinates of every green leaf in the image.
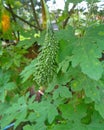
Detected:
[53,86,72,99]
[0,70,10,85]
[33,122,46,130]
[1,95,28,129]
[46,71,71,93]
[95,103,104,119]
[58,56,72,73]
[0,82,16,102]
[59,101,87,121]
[72,40,103,80]
[50,122,72,130]
[28,100,58,125]
[71,73,85,92]
[71,74,104,120]
[85,25,104,51]
[56,27,76,63]
[4,82,16,90]
[84,78,104,103]
[72,25,104,80]
[95,87,104,119]
[87,111,104,130]
[47,104,58,124]
[56,26,75,42]
[23,125,35,130]
[18,29,37,49]
[71,74,104,103]
[20,59,37,83]
[0,70,16,102]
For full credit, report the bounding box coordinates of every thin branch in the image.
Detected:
[4,5,42,31]
[7,3,20,41]
[63,4,76,29]
[30,0,40,28]
[8,4,16,22]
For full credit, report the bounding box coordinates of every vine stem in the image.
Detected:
[7,3,20,41]
[4,5,42,31]
[30,0,41,29]
[63,4,76,29]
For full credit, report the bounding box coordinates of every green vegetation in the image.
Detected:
[0,0,104,130]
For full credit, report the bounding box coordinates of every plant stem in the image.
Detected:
[30,0,41,29]
[63,4,76,29]
[7,3,20,41]
[4,5,42,31]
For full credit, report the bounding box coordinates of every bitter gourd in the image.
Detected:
[34,30,59,86]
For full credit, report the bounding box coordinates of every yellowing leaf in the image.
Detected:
[1,14,10,33]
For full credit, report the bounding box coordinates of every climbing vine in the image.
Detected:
[0,0,104,130]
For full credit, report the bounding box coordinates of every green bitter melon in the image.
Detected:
[34,30,59,86]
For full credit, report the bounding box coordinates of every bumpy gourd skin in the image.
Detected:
[34,31,59,86]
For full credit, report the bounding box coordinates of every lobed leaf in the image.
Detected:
[53,86,72,99]
[72,25,104,80]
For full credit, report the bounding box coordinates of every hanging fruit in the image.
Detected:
[34,30,59,86]
[34,0,59,86]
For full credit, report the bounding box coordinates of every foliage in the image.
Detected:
[0,0,104,130]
